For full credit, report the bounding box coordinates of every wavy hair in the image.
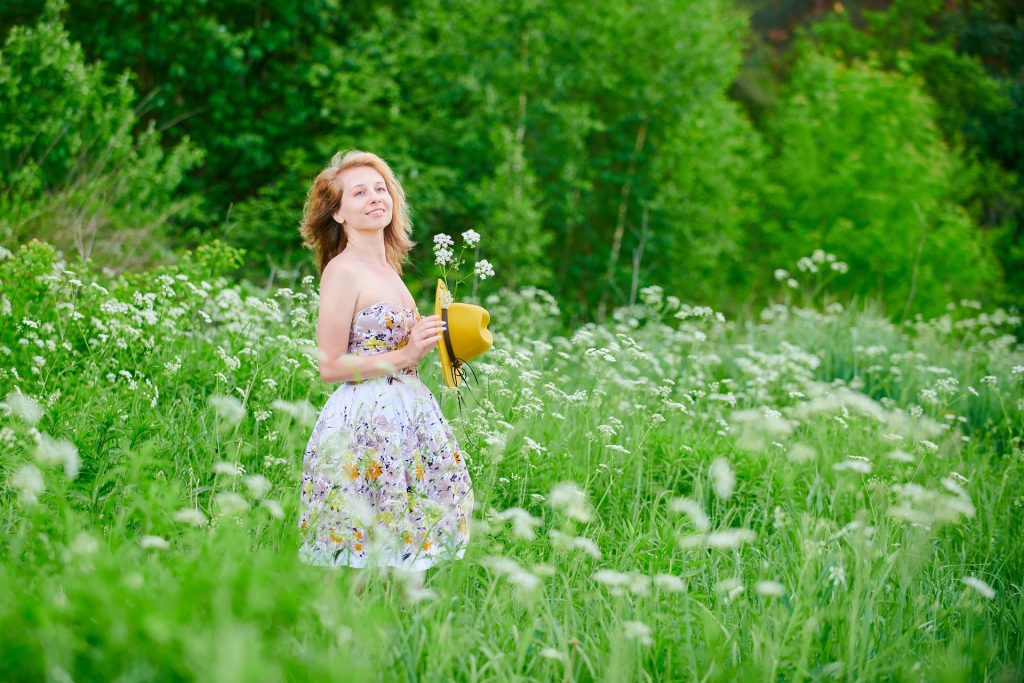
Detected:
[299,150,414,275]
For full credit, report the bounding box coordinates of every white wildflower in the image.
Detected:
[706,528,756,549]
[34,433,80,479]
[434,247,454,267]
[173,508,208,527]
[3,390,42,424]
[788,442,817,463]
[548,481,594,523]
[755,580,786,597]
[244,474,272,499]
[828,563,847,588]
[668,497,709,531]
[523,436,548,454]
[887,449,915,463]
[653,574,686,593]
[709,457,735,500]
[481,555,542,594]
[213,461,243,477]
[209,394,244,424]
[438,286,453,309]
[474,260,495,279]
[834,458,872,474]
[715,577,745,604]
[461,229,481,246]
[67,531,100,558]
[270,398,317,427]
[961,576,995,599]
[622,620,653,646]
[680,528,756,550]
[214,491,250,516]
[890,481,975,525]
[11,464,45,504]
[592,569,650,596]
[261,499,284,519]
[140,535,170,550]
[550,529,603,558]
[494,507,544,540]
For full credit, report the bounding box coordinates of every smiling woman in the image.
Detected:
[299,150,415,276]
[295,150,474,602]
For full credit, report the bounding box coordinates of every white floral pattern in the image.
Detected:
[298,302,473,571]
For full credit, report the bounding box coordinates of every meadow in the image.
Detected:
[1,239,1021,682]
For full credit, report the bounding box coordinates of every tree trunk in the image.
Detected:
[597,117,648,321]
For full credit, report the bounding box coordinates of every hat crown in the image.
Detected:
[435,279,493,388]
[445,302,493,359]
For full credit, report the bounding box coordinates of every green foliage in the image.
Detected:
[0,0,1019,323]
[762,46,1002,319]
[648,95,768,310]
[805,0,1024,311]
[223,0,766,322]
[0,0,202,267]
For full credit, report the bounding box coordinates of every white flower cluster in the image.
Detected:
[474,259,495,279]
[480,555,545,595]
[493,506,544,540]
[433,233,454,266]
[547,481,594,523]
[433,229,496,283]
[779,248,849,283]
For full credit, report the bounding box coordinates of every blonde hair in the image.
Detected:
[299,150,414,275]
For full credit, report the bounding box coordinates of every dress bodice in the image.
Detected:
[347,301,421,381]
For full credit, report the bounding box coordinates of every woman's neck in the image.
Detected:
[343,232,388,266]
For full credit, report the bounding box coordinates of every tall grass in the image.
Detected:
[1,239,1021,682]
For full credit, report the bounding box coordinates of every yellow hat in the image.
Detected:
[434,279,493,388]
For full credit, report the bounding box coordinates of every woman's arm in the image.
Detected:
[321,348,413,384]
[316,260,408,384]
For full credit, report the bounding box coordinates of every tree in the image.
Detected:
[762,45,1001,318]
[0,0,201,267]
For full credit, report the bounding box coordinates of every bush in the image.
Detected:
[762,46,1002,319]
[0,0,202,270]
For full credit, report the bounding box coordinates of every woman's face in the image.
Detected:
[333,165,394,235]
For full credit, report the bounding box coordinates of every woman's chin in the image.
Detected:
[351,220,390,234]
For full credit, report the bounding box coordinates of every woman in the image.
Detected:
[296,150,474,600]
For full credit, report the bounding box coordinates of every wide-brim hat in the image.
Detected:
[434,279,493,388]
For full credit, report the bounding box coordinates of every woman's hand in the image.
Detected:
[403,315,447,366]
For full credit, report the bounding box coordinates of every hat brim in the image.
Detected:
[434,279,459,388]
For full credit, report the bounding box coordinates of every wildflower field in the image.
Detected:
[1,239,1021,682]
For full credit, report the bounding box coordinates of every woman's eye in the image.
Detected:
[376,187,387,192]
[355,190,365,196]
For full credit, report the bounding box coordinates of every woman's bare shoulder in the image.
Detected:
[321,254,367,283]
[320,256,365,301]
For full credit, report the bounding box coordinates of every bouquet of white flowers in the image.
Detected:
[432,229,495,300]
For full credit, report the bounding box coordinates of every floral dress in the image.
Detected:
[298,301,474,571]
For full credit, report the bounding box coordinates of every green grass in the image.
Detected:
[1,239,1021,682]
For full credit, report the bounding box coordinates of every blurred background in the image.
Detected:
[1,0,1020,326]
